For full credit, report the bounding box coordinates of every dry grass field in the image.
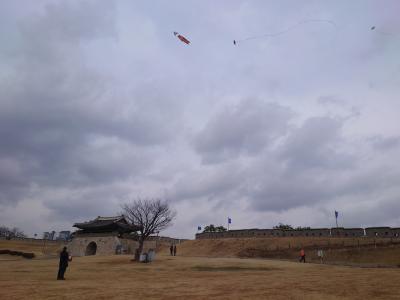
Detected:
[1,239,400,299]
[179,237,400,266]
[1,253,400,300]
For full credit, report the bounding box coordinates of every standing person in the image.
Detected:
[173,244,177,256]
[170,244,173,256]
[299,248,306,263]
[57,246,71,280]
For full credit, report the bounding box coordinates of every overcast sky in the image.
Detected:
[1,0,399,238]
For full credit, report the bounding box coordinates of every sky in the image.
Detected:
[0,0,399,239]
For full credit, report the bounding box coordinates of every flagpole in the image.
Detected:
[335,211,338,228]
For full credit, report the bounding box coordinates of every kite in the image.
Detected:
[174,32,190,45]
[370,26,399,36]
[233,19,337,45]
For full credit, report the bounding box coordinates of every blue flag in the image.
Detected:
[335,211,338,218]
[197,226,201,231]
[228,217,232,224]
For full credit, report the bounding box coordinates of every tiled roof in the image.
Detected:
[73,216,142,232]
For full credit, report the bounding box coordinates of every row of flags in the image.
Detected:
[197,212,340,231]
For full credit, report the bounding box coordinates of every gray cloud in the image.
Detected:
[368,135,400,151]
[170,162,245,202]
[173,110,400,220]
[279,117,354,170]
[317,95,345,106]
[193,99,293,164]
[1,1,400,237]
[0,1,180,208]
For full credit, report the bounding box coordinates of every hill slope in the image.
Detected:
[178,237,400,266]
[0,239,65,257]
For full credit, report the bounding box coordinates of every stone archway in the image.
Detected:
[85,241,97,256]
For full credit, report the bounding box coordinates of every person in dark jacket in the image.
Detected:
[173,244,177,256]
[170,244,173,256]
[57,246,71,280]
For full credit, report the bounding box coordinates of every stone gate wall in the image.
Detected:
[67,234,160,257]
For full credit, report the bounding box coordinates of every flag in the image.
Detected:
[228,217,232,224]
[197,226,201,231]
[335,211,338,218]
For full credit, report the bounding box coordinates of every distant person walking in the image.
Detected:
[299,248,306,263]
[57,246,71,280]
[170,245,173,256]
[173,245,177,256]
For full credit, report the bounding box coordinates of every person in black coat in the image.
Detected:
[57,246,71,280]
[170,244,173,256]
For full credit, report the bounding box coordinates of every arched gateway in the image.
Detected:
[85,241,97,256]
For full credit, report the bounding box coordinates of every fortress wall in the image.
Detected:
[196,227,398,239]
[331,228,364,237]
[255,229,274,237]
[365,227,392,237]
[147,236,187,244]
[391,228,400,237]
[301,229,331,237]
[0,236,64,244]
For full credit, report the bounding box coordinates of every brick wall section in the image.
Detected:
[365,227,392,237]
[391,228,400,237]
[147,236,187,244]
[331,228,364,237]
[196,227,399,239]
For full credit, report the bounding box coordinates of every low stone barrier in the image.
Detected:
[0,249,35,259]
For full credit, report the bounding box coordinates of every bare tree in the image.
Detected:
[10,227,27,238]
[0,226,26,239]
[0,226,9,238]
[122,198,176,260]
[203,224,227,233]
[273,223,293,230]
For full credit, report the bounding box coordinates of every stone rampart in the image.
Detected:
[147,236,187,245]
[365,227,392,237]
[0,236,65,244]
[331,227,364,237]
[391,228,400,237]
[195,227,399,239]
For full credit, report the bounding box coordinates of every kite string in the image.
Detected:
[374,29,399,36]
[236,19,337,43]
